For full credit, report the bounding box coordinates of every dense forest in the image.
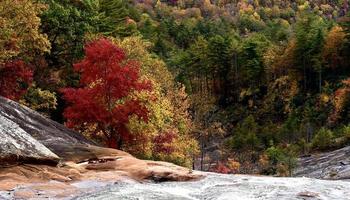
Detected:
[1,0,350,176]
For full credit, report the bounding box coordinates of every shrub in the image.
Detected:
[213,162,231,174]
[311,128,334,150]
[341,125,350,139]
[260,145,297,176]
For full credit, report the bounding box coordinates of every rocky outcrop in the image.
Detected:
[0,96,204,198]
[0,115,59,165]
[0,97,134,163]
[294,146,350,180]
[0,96,96,162]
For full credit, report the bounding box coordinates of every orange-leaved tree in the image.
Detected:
[61,38,151,149]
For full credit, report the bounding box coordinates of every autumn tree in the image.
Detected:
[0,0,49,100]
[0,0,50,63]
[0,60,33,100]
[322,25,346,69]
[329,78,350,125]
[113,36,198,167]
[341,11,350,63]
[61,38,151,149]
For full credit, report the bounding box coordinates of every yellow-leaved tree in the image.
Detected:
[114,37,198,167]
[0,0,50,63]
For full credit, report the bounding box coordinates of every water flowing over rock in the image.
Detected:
[294,146,350,180]
[76,173,350,200]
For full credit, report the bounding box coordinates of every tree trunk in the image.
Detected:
[303,57,307,91]
[200,134,204,171]
[319,70,322,93]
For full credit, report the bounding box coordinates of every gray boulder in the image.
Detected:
[294,146,350,180]
[0,96,95,165]
[0,114,59,165]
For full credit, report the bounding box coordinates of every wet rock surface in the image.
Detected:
[0,161,204,199]
[2,171,349,200]
[294,146,350,180]
[76,173,350,200]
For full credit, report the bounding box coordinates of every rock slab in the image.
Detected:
[294,146,350,180]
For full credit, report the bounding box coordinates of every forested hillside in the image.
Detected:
[1,0,350,176]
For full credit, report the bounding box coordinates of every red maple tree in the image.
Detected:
[0,60,33,100]
[61,38,151,149]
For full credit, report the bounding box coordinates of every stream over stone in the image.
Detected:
[76,173,350,200]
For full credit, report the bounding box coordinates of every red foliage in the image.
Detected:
[0,60,33,100]
[61,38,151,149]
[213,162,231,174]
[153,130,177,154]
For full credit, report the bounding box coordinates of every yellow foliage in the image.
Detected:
[265,75,299,114]
[0,0,50,63]
[227,158,241,173]
[276,163,289,177]
[320,93,330,104]
[264,39,296,78]
[111,36,198,166]
[330,78,350,124]
[322,25,346,68]
[20,87,57,117]
[259,153,269,169]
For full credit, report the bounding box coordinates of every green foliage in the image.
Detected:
[280,112,300,143]
[331,125,350,148]
[294,11,327,91]
[263,145,298,176]
[312,128,334,150]
[264,19,291,42]
[240,33,270,87]
[340,125,350,138]
[82,0,138,37]
[265,146,284,166]
[227,115,260,151]
[40,0,93,69]
[238,13,266,32]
